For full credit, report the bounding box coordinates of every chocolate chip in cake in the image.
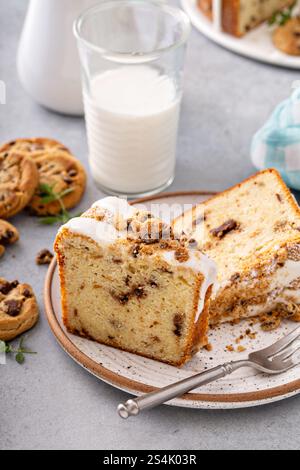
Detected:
[173,313,185,337]
[116,293,130,304]
[36,249,54,265]
[131,244,140,258]
[134,286,146,298]
[192,214,205,228]
[210,219,239,239]
[151,335,160,343]
[4,299,23,317]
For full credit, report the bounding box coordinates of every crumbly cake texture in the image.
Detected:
[54,198,216,366]
[173,169,300,328]
[198,0,295,37]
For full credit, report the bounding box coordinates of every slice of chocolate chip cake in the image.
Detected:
[54,197,216,366]
[173,169,300,329]
[198,0,295,37]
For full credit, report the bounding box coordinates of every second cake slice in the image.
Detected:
[174,169,300,329]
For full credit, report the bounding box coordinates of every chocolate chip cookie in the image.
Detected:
[28,152,86,215]
[273,17,300,56]
[0,220,19,257]
[0,138,70,160]
[0,152,39,219]
[0,279,39,341]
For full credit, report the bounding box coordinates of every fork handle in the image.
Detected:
[117,360,250,418]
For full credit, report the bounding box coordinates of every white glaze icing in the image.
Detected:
[92,196,136,219]
[161,250,217,323]
[60,197,136,243]
[61,216,122,244]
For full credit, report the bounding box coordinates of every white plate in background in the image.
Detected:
[181,0,300,69]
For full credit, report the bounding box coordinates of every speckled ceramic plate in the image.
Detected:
[45,191,300,409]
[181,0,300,69]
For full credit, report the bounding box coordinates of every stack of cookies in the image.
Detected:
[0,137,86,341]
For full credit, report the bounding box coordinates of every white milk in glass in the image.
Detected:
[84,65,180,194]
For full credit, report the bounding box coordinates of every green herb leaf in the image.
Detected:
[38,183,54,195]
[58,188,74,199]
[18,336,25,349]
[37,182,76,226]
[39,215,62,225]
[3,335,37,364]
[268,1,297,27]
[15,352,25,364]
[39,194,58,204]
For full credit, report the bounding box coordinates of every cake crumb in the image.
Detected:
[237,345,246,353]
[204,343,213,352]
[226,344,234,352]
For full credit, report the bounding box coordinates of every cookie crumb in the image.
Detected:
[36,249,54,265]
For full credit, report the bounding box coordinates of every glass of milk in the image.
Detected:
[74,0,190,197]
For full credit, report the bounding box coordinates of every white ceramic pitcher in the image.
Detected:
[17,0,96,115]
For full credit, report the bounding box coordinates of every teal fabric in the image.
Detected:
[251,87,300,190]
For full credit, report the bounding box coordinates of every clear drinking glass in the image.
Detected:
[74,0,190,197]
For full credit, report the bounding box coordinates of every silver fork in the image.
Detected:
[117,325,300,418]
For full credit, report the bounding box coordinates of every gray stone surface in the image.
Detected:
[1,0,300,450]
